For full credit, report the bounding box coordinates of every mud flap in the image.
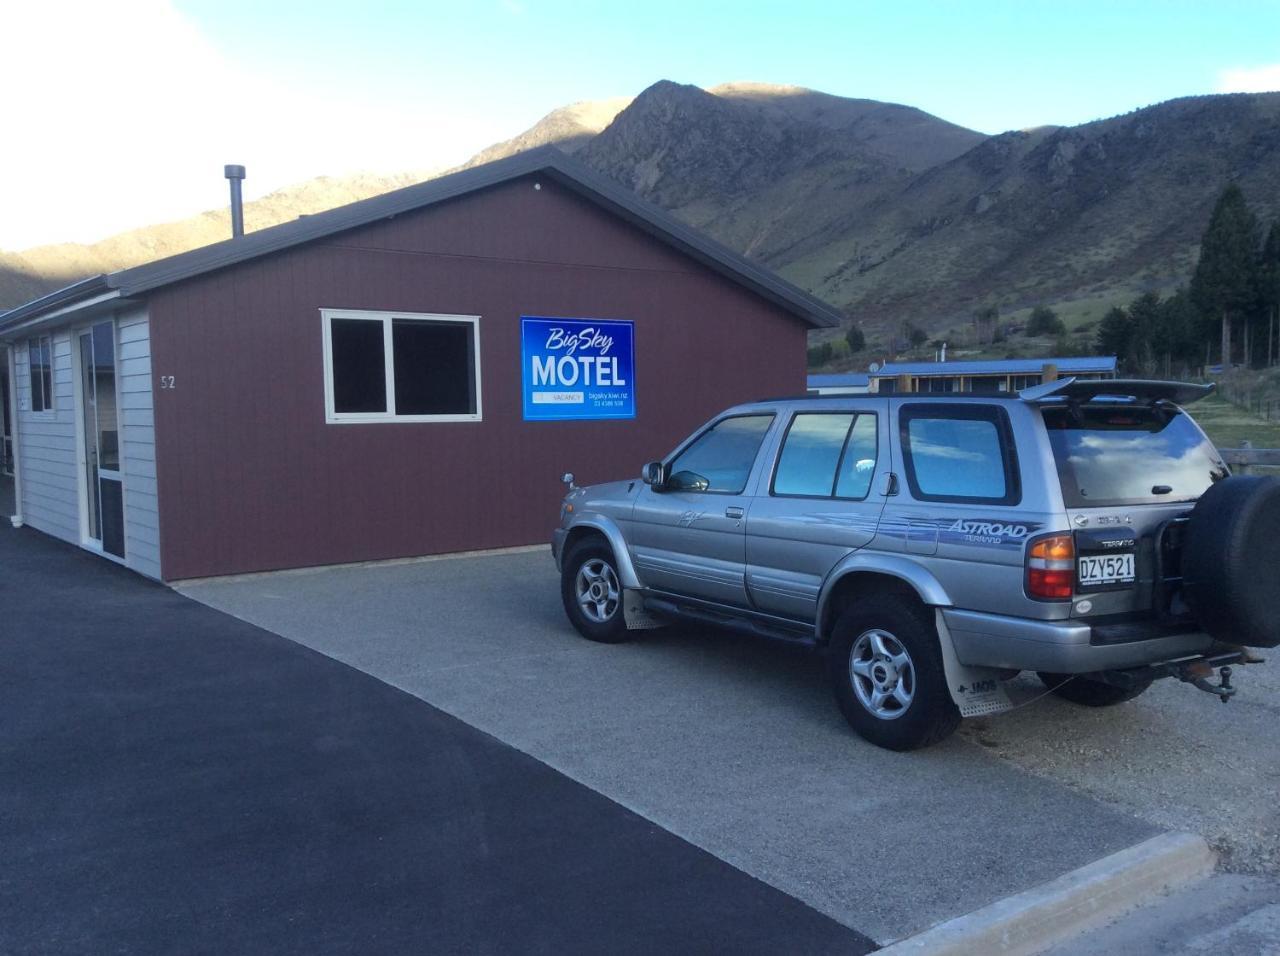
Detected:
[935,609,1014,717]
[624,589,667,630]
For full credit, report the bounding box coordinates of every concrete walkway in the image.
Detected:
[180,548,1162,945]
[0,525,871,954]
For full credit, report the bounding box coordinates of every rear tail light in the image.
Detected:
[1026,532,1075,600]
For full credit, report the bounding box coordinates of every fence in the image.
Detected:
[1218,446,1280,475]
[1217,385,1280,422]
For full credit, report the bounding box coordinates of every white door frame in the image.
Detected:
[72,318,127,562]
[3,344,21,527]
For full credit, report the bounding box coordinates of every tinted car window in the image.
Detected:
[774,414,854,496]
[1044,405,1228,506]
[835,414,878,499]
[668,415,773,493]
[901,405,1019,504]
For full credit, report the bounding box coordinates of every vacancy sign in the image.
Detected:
[521,316,636,421]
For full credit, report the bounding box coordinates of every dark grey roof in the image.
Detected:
[0,146,841,332]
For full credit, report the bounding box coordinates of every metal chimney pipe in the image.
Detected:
[224,164,246,238]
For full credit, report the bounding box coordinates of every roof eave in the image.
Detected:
[0,275,114,336]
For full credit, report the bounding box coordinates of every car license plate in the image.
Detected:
[1078,554,1135,587]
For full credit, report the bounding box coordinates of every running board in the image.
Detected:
[641,595,817,647]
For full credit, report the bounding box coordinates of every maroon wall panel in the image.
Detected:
[149,176,809,579]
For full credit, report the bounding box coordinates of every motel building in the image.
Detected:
[0,147,839,581]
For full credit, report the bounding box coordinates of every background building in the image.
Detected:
[868,356,1117,393]
[807,372,871,395]
[0,148,837,580]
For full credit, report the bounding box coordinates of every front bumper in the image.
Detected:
[943,608,1215,674]
[551,528,568,571]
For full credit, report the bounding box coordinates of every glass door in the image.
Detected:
[78,322,125,558]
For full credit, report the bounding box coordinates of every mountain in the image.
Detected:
[6,81,1280,350]
[0,96,629,309]
[461,96,631,167]
[579,83,1280,332]
[0,170,435,308]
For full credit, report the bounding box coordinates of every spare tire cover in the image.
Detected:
[1182,475,1280,648]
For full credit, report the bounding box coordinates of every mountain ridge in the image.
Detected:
[5,82,1279,347]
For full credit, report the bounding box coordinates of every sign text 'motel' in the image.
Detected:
[521,316,635,421]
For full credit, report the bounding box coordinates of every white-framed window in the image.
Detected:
[320,309,482,423]
[28,335,54,413]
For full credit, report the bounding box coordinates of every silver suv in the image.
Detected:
[552,378,1279,750]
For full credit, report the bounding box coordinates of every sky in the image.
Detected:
[3,0,1279,250]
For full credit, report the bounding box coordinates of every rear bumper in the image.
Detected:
[943,608,1214,673]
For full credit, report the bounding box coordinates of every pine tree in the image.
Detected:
[1261,221,1280,366]
[1096,306,1135,368]
[1026,305,1065,337]
[1127,292,1162,375]
[1190,183,1260,366]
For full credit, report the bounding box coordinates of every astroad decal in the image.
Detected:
[942,518,1038,546]
[521,316,636,421]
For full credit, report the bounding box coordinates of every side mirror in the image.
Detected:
[641,461,665,488]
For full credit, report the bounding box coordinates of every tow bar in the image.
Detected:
[1099,649,1262,703]
[1185,663,1235,702]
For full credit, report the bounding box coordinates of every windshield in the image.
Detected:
[1043,404,1228,507]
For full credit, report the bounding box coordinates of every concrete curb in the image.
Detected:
[876,832,1216,956]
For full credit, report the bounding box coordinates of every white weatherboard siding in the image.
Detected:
[14,332,79,545]
[118,308,160,579]
[12,308,161,579]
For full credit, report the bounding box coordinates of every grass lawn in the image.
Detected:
[1191,393,1280,449]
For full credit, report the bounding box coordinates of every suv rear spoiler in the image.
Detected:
[1019,377,1215,406]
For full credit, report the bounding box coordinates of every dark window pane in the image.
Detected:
[774,414,852,496]
[668,415,772,494]
[1045,406,1226,506]
[393,319,475,416]
[331,319,387,413]
[100,476,125,558]
[28,337,51,412]
[835,414,878,498]
[906,415,1008,499]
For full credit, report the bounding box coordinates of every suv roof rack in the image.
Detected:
[1019,377,1215,406]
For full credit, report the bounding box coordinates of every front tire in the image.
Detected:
[828,595,960,751]
[1037,672,1152,706]
[561,540,629,643]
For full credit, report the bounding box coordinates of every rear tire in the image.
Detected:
[561,540,629,644]
[1037,672,1152,706]
[828,595,960,751]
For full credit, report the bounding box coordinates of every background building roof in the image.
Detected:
[870,356,1117,377]
[807,373,871,388]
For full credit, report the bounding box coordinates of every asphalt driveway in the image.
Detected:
[180,547,1163,944]
[0,525,871,954]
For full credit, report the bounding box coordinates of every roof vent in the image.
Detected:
[224,165,246,238]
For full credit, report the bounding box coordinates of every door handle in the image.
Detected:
[725,506,745,519]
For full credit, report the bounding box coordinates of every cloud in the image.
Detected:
[1216,63,1280,94]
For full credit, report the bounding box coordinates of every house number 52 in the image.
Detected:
[159,375,176,389]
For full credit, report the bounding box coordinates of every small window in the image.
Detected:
[322,310,481,422]
[773,413,878,499]
[667,415,773,494]
[836,414,878,499]
[28,335,53,412]
[900,404,1020,504]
